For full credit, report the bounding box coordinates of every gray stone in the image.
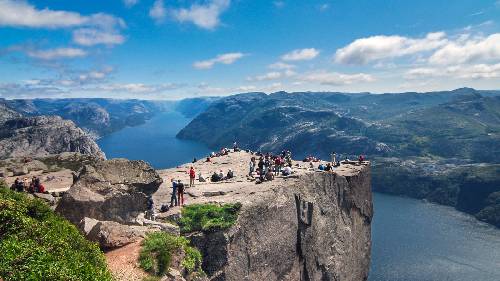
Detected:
[85,220,150,249]
[12,166,28,176]
[188,168,373,281]
[56,158,163,225]
[33,192,56,205]
[0,116,105,160]
[142,219,180,236]
[202,191,227,197]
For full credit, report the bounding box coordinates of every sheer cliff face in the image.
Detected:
[191,166,372,281]
[0,116,105,160]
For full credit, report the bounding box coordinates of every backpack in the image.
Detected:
[160,204,169,213]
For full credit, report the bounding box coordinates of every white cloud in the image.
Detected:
[171,0,230,29]
[298,71,375,85]
[406,63,500,80]
[123,0,139,8]
[281,48,320,61]
[268,62,295,70]
[72,28,125,46]
[248,72,282,81]
[334,32,447,64]
[149,0,166,23]
[193,52,245,69]
[26,47,87,60]
[247,70,296,81]
[428,33,500,65]
[0,0,124,29]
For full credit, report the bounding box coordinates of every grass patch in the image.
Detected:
[179,203,242,233]
[0,181,112,281]
[139,232,202,277]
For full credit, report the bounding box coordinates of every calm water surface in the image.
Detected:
[98,111,211,168]
[98,111,500,281]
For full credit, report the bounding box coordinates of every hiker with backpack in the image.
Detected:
[177,180,185,206]
[170,178,178,207]
[189,167,196,187]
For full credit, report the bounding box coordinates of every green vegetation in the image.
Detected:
[0,181,112,281]
[139,232,203,276]
[179,203,242,233]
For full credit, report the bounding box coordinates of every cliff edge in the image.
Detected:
[156,151,372,281]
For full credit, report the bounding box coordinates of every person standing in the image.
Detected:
[331,151,337,165]
[189,167,196,187]
[177,180,185,206]
[170,179,178,207]
[249,157,256,177]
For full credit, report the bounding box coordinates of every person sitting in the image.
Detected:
[318,164,325,170]
[192,157,197,163]
[211,172,222,182]
[325,163,333,171]
[206,157,211,162]
[282,165,293,176]
[38,184,45,193]
[358,155,365,163]
[198,173,206,182]
[218,170,224,180]
[309,162,314,169]
[225,169,234,180]
[265,169,274,181]
[12,178,23,192]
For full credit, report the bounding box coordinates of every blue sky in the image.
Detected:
[0,0,499,99]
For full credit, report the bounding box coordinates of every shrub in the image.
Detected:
[139,232,202,276]
[179,203,242,233]
[0,187,112,281]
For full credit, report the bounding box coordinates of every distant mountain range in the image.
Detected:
[0,97,218,138]
[177,88,500,227]
[178,88,500,162]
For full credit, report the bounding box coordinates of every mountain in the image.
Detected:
[2,97,217,138]
[2,98,170,138]
[0,115,105,160]
[178,88,499,161]
[177,88,500,227]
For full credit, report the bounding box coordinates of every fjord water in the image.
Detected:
[97,111,500,281]
[98,111,211,168]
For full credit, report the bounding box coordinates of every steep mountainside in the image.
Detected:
[3,99,170,137]
[178,88,499,161]
[0,116,105,160]
[0,103,22,124]
[2,97,217,138]
[178,88,500,227]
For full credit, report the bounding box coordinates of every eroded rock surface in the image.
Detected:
[56,158,163,225]
[0,116,105,160]
[156,151,372,281]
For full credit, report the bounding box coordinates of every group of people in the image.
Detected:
[11,176,45,193]
[211,169,234,182]
[248,150,295,182]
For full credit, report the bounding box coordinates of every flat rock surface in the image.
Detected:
[153,151,367,216]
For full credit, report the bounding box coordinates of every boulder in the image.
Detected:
[33,192,56,206]
[12,166,28,176]
[56,158,163,225]
[84,219,150,250]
